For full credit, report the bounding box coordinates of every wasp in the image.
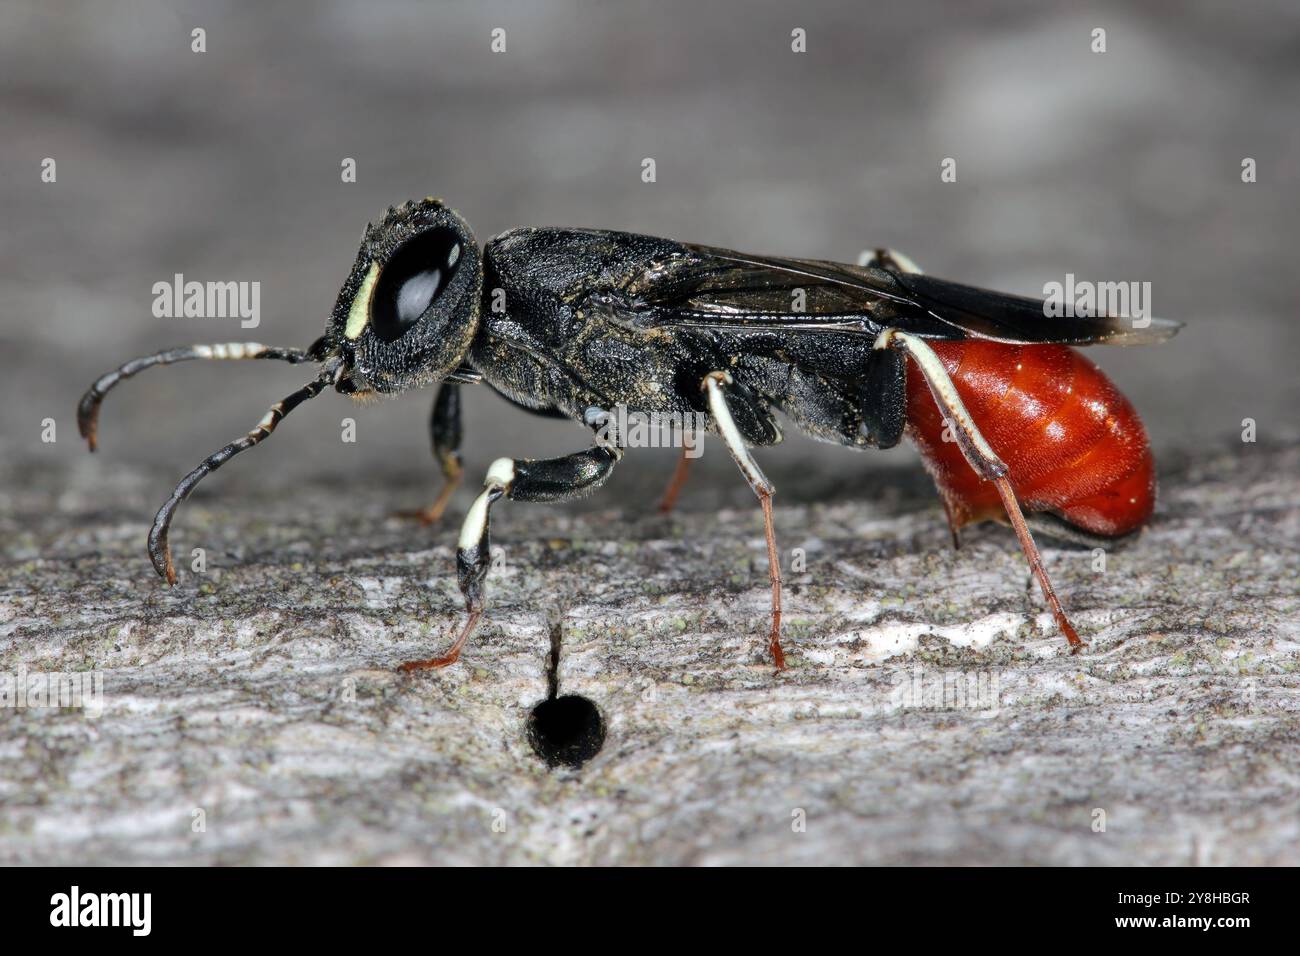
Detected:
[79,198,1180,670]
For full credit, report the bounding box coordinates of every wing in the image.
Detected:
[611,243,1180,346]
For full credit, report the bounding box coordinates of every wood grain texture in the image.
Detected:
[0,441,1296,865]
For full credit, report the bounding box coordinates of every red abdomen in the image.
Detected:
[905,341,1155,539]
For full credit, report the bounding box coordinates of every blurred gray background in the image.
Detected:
[3,0,1298,506]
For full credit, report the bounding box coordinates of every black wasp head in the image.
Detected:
[323,198,482,399]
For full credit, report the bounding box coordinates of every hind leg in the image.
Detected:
[657,447,693,513]
[875,328,1084,651]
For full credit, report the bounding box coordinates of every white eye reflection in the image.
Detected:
[396,268,441,324]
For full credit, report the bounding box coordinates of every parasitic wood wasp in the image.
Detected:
[79,198,1180,670]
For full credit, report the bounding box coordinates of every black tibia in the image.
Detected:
[858,348,906,448]
[431,381,464,471]
[77,343,315,451]
[149,367,335,585]
[395,382,463,524]
[508,448,621,502]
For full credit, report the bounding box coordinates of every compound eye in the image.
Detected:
[371,226,463,342]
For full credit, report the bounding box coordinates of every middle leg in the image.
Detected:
[400,423,622,671]
[702,371,786,670]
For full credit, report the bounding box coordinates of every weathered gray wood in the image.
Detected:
[1,441,1296,864]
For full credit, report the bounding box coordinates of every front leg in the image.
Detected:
[394,382,463,525]
[396,386,575,525]
[399,437,621,671]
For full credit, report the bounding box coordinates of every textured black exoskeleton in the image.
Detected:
[79,198,1179,670]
